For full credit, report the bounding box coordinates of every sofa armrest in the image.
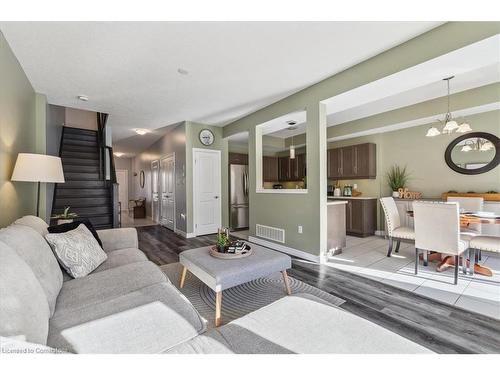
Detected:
[97,228,138,252]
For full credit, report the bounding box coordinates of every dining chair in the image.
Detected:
[447,197,484,261]
[413,201,469,285]
[380,197,415,257]
[468,236,500,275]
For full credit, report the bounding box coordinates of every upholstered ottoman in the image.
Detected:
[179,244,292,326]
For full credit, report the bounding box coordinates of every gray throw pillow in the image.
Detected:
[45,224,107,279]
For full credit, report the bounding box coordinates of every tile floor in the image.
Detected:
[326,235,500,320]
[121,211,157,228]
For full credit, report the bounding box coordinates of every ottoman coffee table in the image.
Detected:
[179,243,292,327]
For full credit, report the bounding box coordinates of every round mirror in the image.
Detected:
[139,170,145,188]
[445,132,499,175]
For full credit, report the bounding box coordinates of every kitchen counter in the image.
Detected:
[328,196,377,200]
[327,200,348,205]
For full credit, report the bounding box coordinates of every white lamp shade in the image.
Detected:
[426,127,441,137]
[456,123,472,133]
[11,153,65,183]
[289,145,295,159]
[443,120,459,133]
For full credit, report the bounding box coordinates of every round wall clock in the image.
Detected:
[199,129,215,146]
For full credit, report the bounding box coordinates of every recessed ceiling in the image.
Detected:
[0,21,441,151]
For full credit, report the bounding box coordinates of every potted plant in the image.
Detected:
[51,207,78,225]
[386,165,410,198]
[216,228,230,253]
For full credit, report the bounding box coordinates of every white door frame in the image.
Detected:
[160,153,176,231]
[116,169,129,212]
[151,160,160,223]
[193,148,222,236]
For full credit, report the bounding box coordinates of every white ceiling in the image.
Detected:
[266,34,500,139]
[0,21,440,155]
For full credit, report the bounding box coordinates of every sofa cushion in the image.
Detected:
[48,281,206,353]
[221,294,432,353]
[167,294,432,354]
[92,248,148,273]
[0,242,50,345]
[45,224,107,279]
[14,215,49,236]
[0,224,63,317]
[53,261,167,315]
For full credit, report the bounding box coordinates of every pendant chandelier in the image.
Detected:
[426,76,472,137]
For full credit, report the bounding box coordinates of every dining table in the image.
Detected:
[407,210,500,277]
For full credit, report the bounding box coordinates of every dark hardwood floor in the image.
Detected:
[137,225,500,354]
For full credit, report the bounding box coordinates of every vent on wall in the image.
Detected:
[256,224,285,243]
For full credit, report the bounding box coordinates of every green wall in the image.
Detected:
[0,31,37,227]
[329,110,500,229]
[222,22,500,258]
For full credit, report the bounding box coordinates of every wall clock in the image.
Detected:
[199,129,215,146]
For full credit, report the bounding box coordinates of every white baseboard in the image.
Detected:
[248,236,320,263]
[186,232,196,238]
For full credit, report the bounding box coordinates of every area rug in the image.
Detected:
[160,262,345,328]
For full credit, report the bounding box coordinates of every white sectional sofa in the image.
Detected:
[0,216,432,354]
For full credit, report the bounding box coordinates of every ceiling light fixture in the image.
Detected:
[77,95,89,101]
[289,135,295,159]
[286,120,297,126]
[114,152,124,157]
[134,128,149,136]
[426,76,472,137]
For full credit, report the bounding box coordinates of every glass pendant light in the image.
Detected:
[456,122,472,133]
[289,135,295,159]
[427,76,472,136]
[426,126,441,137]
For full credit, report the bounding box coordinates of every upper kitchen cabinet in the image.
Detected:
[278,153,306,181]
[327,143,376,179]
[263,156,279,182]
[229,152,248,165]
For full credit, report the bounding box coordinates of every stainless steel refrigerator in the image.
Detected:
[229,164,249,229]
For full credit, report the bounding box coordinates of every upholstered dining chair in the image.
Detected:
[447,196,484,261]
[413,201,469,285]
[380,197,415,257]
[468,236,500,276]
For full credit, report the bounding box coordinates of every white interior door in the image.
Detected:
[160,154,175,230]
[151,160,160,223]
[116,169,128,212]
[193,149,221,236]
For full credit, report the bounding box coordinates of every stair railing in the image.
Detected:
[96,112,120,228]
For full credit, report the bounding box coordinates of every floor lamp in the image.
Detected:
[11,153,65,217]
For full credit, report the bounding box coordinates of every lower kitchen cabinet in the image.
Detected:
[329,197,377,237]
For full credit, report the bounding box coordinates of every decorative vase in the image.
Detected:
[57,219,74,225]
[392,191,400,198]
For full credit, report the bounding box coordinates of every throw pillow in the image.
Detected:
[45,224,107,278]
[48,219,103,248]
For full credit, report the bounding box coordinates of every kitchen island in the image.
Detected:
[327,200,348,256]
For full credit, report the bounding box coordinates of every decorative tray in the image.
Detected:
[209,245,252,259]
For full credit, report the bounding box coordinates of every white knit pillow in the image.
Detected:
[45,224,107,278]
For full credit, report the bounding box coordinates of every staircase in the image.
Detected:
[52,127,116,229]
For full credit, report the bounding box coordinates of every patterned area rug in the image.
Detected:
[160,262,345,328]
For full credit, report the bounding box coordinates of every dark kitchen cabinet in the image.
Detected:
[263,156,279,182]
[327,143,376,179]
[229,152,248,165]
[277,154,306,181]
[330,197,376,237]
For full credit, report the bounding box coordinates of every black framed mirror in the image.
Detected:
[139,170,145,188]
[445,132,500,175]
